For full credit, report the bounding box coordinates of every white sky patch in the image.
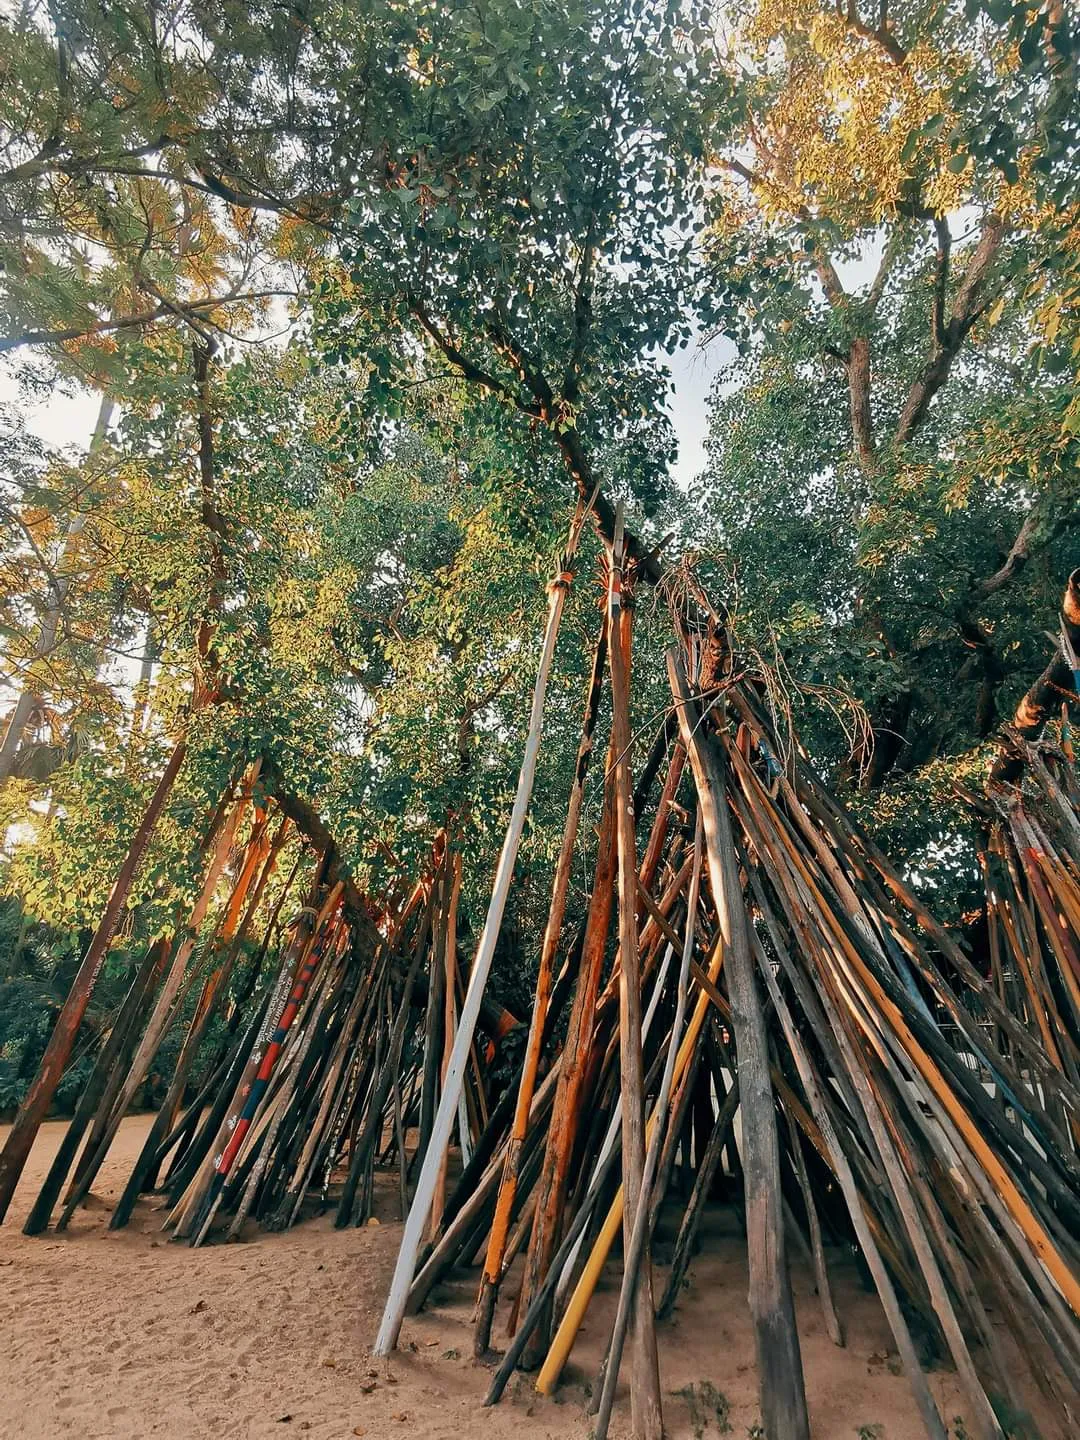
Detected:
[0,367,101,450]
[666,329,735,491]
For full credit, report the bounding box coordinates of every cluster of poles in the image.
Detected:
[1,519,1078,1440]
[371,546,1080,1440]
[0,770,518,1249]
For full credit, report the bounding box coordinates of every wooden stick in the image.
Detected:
[753,927,949,1440]
[23,935,167,1234]
[474,608,608,1354]
[667,645,809,1440]
[784,1110,843,1347]
[517,734,618,1365]
[658,1080,740,1318]
[535,929,726,1395]
[593,815,703,1440]
[374,564,573,1356]
[0,735,189,1221]
[602,510,662,1440]
[62,778,251,1227]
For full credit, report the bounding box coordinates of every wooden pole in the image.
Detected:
[21,936,167,1234]
[474,608,608,1354]
[535,925,727,1396]
[593,817,703,1440]
[188,880,343,1245]
[756,935,949,1440]
[604,509,662,1440]
[667,645,809,1440]
[431,848,463,1236]
[60,776,250,1223]
[374,564,572,1357]
[657,1080,740,1318]
[517,739,618,1363]
[784,1110,843,1347]
[0,733,188,1222]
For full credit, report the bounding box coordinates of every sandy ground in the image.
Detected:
[0,1114,1049,1440]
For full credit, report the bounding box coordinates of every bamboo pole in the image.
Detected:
[169,861,332,1238]
[603,509,661,1440]
[57,775,253,1225]
[733,738,1080,1396]
[657,1080,740,1318]
[754,930,949,1440]
[535,928,726,1395]
[517,744,617,1364]
[22,936,167,1234]
[432,849,463,1236]
[106,813,286,1229]
[189,881,343,1245]
[593,818,703,1440]
[784,1111,843,1347]
[419,841,450,1174]
[667,645,809,1440]
[474,607,608,1354]
[0,734,189,1221]
[336,883,435,1228]
[374,563,573,1356]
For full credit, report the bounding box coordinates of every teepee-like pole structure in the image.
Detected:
[390,561,1079,1440]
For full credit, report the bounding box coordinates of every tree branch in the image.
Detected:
[894,215,1005,448]
[847,336,876,472]
[976,505,1080,598]
[866,229,900,312]
[485,311,555,412]
[192,341,226,699]
[931,216,951,347]
[410,298,538,415]
[1,290,293,353]
[840,0,908,65]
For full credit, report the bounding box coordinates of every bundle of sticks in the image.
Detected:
[11,535,1080,1440]
[375,547,1080,1440]
[19,783,514,1247]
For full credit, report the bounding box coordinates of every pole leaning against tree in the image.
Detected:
[374,549,575,1357]
[604,507,662,1440]
[473,604,608,1356]
[667,643,810,1440]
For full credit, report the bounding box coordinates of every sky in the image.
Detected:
[1,368,102,450]
[667,330,733,490]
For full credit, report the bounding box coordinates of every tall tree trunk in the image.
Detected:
[0,396,113,783]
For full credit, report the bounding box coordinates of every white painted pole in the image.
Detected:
[374,571,571,1355]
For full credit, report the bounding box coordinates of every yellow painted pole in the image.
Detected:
[535,936,723,1395]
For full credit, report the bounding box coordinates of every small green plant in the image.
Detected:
[747,1427,766,1439]
[856,1427,885,1440]
[676,1381,732,1437]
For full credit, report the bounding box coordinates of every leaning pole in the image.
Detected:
[373,561,572,1356]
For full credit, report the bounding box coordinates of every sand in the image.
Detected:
[0,1114,1043,1440]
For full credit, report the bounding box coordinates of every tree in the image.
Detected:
[694,0,1079,881]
